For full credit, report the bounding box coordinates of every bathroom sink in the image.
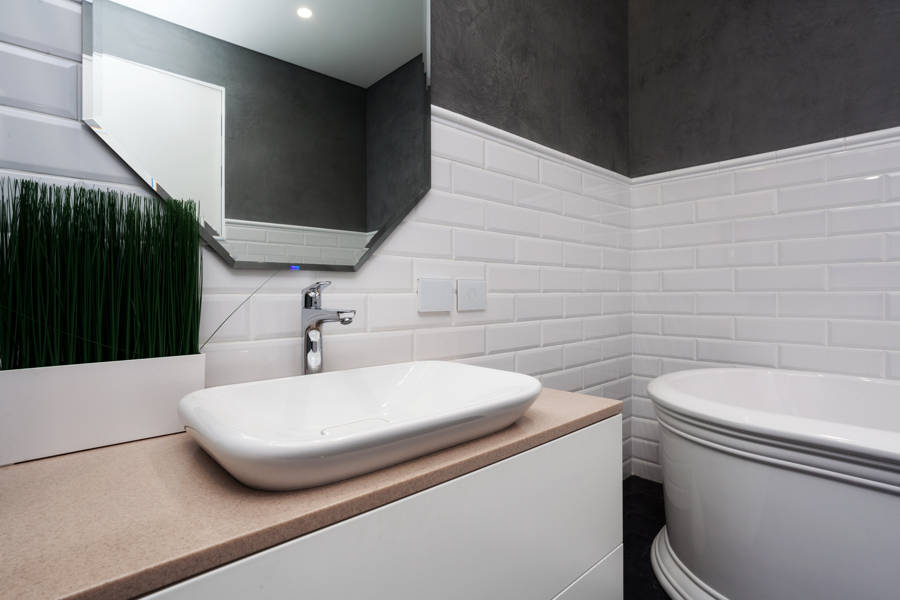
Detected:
[178,361,541,490]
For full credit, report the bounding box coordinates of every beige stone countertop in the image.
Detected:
[0,388,622,600]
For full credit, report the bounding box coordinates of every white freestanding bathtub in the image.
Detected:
[647,368,900,600]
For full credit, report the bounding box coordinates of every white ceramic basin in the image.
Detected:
[179,361,541,490]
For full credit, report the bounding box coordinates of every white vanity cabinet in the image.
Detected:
[147,415,623,599]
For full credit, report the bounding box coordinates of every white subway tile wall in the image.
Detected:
[5,1,900,484]
[627,137,900,481]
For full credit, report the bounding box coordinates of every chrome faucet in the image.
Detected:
[300,281,356,375]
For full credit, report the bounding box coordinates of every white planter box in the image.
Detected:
[0,354,205,465]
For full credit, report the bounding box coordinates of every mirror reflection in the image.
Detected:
[83,0,430,269]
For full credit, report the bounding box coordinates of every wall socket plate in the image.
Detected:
[457,279,487,311]
[417,278,454,312]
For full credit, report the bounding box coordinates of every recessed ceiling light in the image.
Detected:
[296,7,313,19]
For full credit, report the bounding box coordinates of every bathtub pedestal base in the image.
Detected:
[651,526,724,600]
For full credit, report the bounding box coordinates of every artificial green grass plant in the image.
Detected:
[0,177,201,370]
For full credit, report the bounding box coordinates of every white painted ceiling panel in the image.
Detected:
[111,0,425,87]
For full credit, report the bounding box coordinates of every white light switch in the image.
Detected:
[417,278,454,312]
[457,279,487,311]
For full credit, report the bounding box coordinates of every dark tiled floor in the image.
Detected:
[624,476,671,600]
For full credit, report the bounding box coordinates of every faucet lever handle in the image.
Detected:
[302,280,332,295]
[302,280,332,309]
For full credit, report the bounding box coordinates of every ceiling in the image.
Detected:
[111,0,427,88]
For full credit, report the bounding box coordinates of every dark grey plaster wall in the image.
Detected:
[629,0,900,176]
[431,0,629,175]
[366,55,429,232]
[97,0,367,231]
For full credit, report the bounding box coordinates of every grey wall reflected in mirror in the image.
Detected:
[83,0,430,269]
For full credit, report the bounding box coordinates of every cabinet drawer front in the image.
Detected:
[554,545,623,600]
[148,416,622,600]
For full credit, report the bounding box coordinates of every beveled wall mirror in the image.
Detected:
[82,0,430,270]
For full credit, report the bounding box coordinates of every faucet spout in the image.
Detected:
[302,308,356,329]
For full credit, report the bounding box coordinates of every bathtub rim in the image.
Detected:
[648,368,900,491]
